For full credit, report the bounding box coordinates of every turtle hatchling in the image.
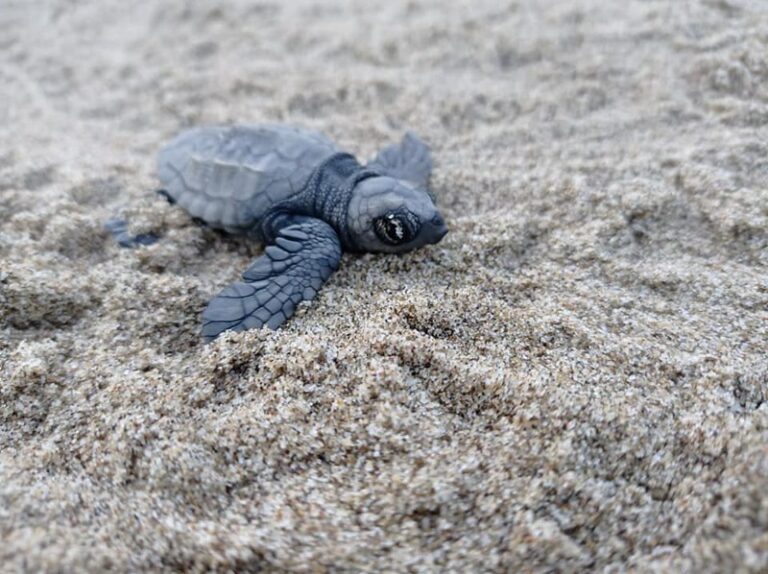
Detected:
[153,124,448,340]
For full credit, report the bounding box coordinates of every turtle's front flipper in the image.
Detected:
[368,132,433,189]
[202,216,342,341]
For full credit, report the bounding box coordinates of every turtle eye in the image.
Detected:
[374,212,416,245]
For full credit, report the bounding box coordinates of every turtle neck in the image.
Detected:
[260,152,379,249]
[307,152,379,250]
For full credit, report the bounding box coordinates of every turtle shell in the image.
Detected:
[156,124,339,234]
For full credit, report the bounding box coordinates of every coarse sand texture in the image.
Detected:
[1,1,767,572]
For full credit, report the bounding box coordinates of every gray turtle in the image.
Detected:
[155,124,447,341]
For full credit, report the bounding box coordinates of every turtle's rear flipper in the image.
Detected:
[202,216,341,341]
[104,218,159,248]
[367,132,433,190]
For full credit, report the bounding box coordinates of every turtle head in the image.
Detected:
[347,175,448,253]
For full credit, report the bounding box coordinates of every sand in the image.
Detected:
[1,0,767,571]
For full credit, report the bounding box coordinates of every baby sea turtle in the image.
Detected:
[156,124,447,340]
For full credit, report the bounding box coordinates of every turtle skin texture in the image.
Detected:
[154,123,447,341]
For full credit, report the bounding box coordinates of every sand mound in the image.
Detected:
[1,0,766,571]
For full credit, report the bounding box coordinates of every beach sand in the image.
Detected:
[1,0,767,571]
